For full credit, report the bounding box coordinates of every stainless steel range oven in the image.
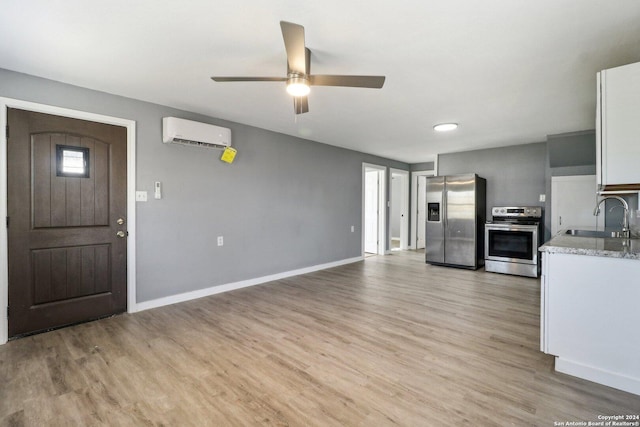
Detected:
[485,206,543,278]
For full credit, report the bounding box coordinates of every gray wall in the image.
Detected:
[548,130,596,170]
[1,68,408,303]
[438,143,547,221]
[410,161,435,172]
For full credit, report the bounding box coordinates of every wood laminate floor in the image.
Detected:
[1,251,638,426]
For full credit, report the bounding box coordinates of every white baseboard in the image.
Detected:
[134,256,364,313]
[555,357,640,396]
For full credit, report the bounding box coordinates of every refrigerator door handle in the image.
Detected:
[443,190,448,230]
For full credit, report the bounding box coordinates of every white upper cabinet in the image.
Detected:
[597,61,640,188]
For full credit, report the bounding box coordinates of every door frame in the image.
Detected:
[410,164,437,249]
[362,163,386,256]
[389,168,409,250]
[0,97,137,344]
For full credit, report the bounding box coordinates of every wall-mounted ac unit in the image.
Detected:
[162,117,231,149]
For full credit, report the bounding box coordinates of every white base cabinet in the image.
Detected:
[541,252,640,395]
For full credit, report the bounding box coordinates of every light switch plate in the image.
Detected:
[135,191,148,202]
[539,194,546,202]
[217,236,223,246]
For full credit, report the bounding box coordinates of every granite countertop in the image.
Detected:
[539,227,640,260]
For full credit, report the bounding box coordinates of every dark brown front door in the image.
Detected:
[7,108,128,337]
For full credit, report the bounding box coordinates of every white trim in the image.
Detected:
[137,256,364,312]
[555,357,640,396]
[389,168,409,250]
[0,97,137,344]
[410,165,437,249]
[362,163,387,256]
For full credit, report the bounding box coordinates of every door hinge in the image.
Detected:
[5,125,8,139]
[6,306,8,318]
[5,216,8,228]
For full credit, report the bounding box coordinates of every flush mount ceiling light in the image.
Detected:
[286,74,310,97]
[433,123,458,132]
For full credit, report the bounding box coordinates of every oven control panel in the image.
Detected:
[491,206,542,219]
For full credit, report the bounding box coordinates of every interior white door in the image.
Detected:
[390,172,407,250]
[416,175,427,249]
[390,176,400,242]
[395,171,409,250]
[364,170,379,253]
[551,175,604,235]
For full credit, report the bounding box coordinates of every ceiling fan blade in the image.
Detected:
[309,75,386,88]
[211,77,287,82]
[293,96,309,114]
[280,21,307,75]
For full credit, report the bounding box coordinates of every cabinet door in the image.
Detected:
[545,253,640,377]
[600,61,640,185]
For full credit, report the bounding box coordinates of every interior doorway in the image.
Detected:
[389,169,409,251]
[411,167,437,249]
[416,175,427,249]
[362,163,386,256]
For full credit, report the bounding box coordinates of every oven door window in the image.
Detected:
[488,230,533,260]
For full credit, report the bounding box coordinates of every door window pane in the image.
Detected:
[56,145,89,178]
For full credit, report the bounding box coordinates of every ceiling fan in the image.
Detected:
[211,21,386,114]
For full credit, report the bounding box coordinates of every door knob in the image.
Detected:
[116,231,126,238]
[117,218,125,225]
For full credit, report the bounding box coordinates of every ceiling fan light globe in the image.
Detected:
[287,83,310,96]
[286,76,310,96]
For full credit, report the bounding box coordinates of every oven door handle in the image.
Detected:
[486,223,539,231]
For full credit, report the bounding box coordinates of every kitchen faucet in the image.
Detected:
[593,196,630,238]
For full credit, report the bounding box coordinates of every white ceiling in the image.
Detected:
[1,1,640,163]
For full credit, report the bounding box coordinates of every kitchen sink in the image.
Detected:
[565,229,625,238]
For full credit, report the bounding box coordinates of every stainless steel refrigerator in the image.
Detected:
[425,174,486,269]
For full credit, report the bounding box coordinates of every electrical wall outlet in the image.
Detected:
[217,236,223,246]
[135,191,148,202]
[539,194,546,202]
